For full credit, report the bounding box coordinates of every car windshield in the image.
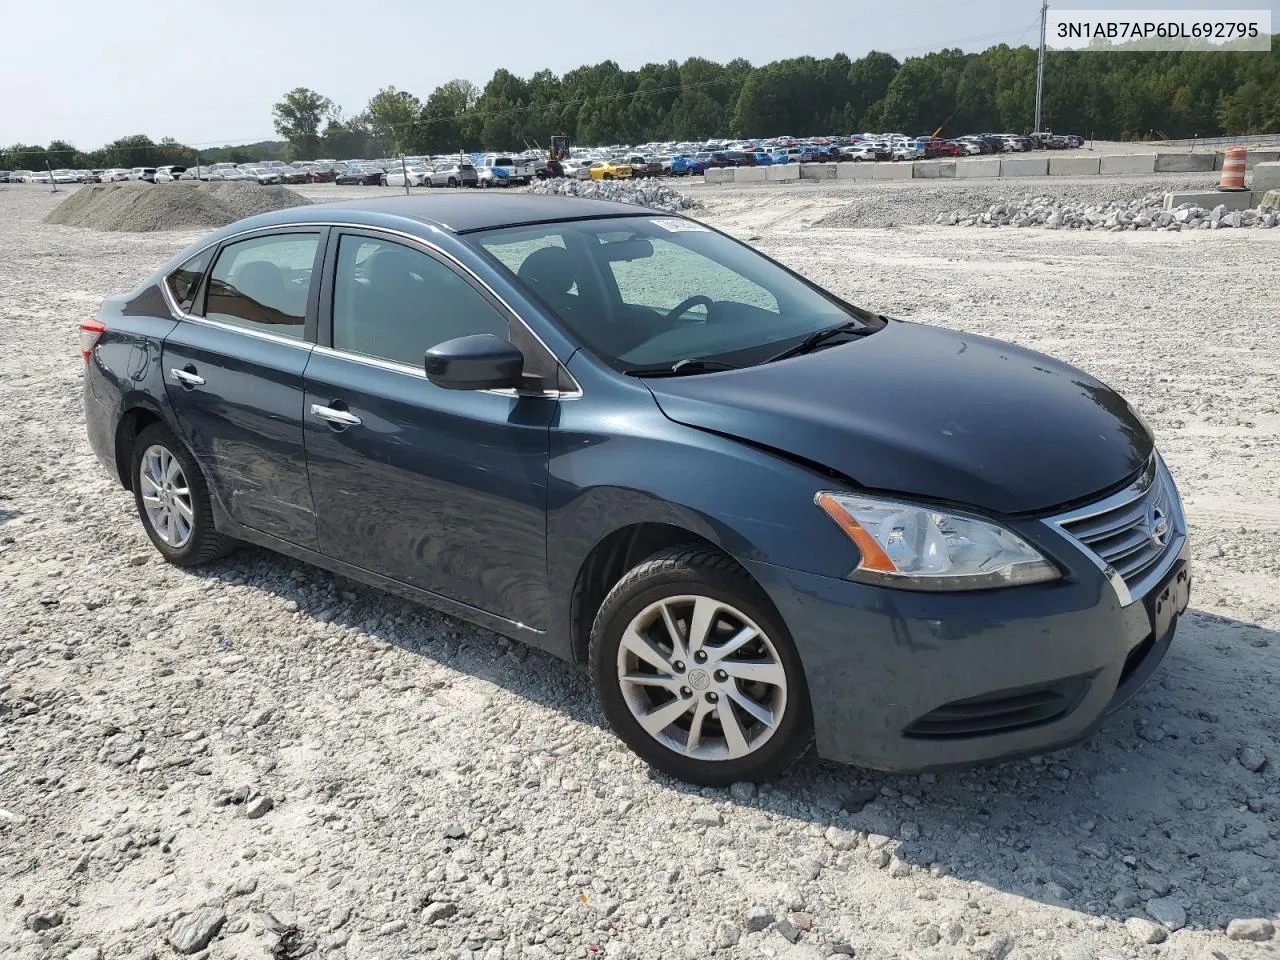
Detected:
[471,216,876,372]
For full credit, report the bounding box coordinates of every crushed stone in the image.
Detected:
[520,176,698,212]
[43,181,310,233]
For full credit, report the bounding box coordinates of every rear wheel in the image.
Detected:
[131,423,235,567]
[448,177,458,188]
[590,546,812,785]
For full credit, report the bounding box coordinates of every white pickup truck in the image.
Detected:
[480,154,536,185]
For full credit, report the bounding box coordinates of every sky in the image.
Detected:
[3,0,1275,148]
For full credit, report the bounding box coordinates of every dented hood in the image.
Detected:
[645,320,1153,515]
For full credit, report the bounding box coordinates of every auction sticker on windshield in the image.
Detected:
[650,218,709,232]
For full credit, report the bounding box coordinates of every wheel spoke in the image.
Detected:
[719,699,751,757]
[620,672,679,690]
[637,695,694,737]
[659,602,688,661]
[163,511,176,545]
[165,455,183,485]
[140,493,163,508]
[707,625,757,663]
[685,596,719,655]
[620,627,674,674]
[727,686,775,728]
[685,699,712,754]
[172,511,191,544]
[720,658,786,688]
[172,498,194,523]
[139,473,161,497]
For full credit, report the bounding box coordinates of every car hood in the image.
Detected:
[645,320,1153,515]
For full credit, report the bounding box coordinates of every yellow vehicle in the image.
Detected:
[588,160,633,181]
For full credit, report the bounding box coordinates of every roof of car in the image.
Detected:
[259,194,663,234]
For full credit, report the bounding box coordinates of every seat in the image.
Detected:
[231,260,293,325]
[346,247,426,363]
[516,246,581,319]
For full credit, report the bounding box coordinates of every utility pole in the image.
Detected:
[1034,0,1049,134]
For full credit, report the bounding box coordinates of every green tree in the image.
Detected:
[367,87,422,155]
[272,87,335,159]
[418,79,480,154]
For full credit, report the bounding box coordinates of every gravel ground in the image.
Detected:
[2,182,1280,960]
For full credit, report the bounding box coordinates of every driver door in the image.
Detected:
[302,229,556,628]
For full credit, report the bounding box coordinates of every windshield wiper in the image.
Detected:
[765,320,868,364]
[625,358,740,378]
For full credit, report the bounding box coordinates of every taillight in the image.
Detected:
[80,318,106,364]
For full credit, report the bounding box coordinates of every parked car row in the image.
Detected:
[1,132,1086,190]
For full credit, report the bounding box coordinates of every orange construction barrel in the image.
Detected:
[1219,147,1247,191]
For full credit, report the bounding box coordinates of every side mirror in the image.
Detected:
[424,334,524,391]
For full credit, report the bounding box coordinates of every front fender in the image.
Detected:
[545,367,863,658]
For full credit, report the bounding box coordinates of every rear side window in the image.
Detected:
[204,233,320,339]
[166,247,213,313]
[331,235,507,367]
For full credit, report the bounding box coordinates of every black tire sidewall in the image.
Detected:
[130,424,220,566]
[591,555,812,785]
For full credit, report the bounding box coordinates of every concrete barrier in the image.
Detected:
[913,161,956,178]
[871,162,913,179]
[1164,190,1256,212]
[1213,150,1280,170]
[956,158,1001,178]
[1000,157,1049,177]
[1100,154,1157,175]
[703,167,731,185]
[1049,155,1101,176]
[1155,153,1215,173]
[734,166,767,183]
[1253,162,1280,192]
[766,164,799,181]
[835,162,861,179]
[799,163,836,180]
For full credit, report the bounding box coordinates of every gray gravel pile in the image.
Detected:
[812,176,1217,228]
[44,181,310,232]
[3,184,1280,960]
[937,189,1279,230]
[521,176,698,211]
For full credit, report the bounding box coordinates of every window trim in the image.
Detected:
[199,226,327,344]
[318,225,580,399]
[160,225,328,351]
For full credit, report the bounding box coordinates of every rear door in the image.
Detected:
[161,227,324,549]
[302,229,555,628]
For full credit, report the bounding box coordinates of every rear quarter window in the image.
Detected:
[166,247,214,313]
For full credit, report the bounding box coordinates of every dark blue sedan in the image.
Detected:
[81,195,1190,784]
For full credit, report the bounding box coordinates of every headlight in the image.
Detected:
[815,491,1059,591]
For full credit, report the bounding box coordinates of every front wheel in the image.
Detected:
[131,423,236,567]
[590,546,812,785]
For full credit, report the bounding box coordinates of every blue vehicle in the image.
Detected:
[751,152,775,166]
[769,152,791,165]
[82,194,1189,784]
[668,155,703,176]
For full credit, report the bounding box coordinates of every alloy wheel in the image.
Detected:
[616,595,788,761]
[138,444,193,548]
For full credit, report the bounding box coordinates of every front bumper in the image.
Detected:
[744,537,1190,772]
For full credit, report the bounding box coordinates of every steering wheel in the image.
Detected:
[665,295,716,325]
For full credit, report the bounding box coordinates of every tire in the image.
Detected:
[603,173,614,180]
[130,423,235,567]
[589,545,812,785]
[448,177,458,188]
[380,175,388,186]
[853,156,862,162]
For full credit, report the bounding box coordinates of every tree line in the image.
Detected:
[3,41,1276,169]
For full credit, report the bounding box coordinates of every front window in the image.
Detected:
[471,216,874,373]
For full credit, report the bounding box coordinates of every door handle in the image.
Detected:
[310,404,362,428]
[170,368,205,387]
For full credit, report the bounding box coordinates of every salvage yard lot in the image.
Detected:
[2,182,1279,959]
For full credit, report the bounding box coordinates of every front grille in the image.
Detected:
[904,677,1089,739]
[1051,457,1182,596]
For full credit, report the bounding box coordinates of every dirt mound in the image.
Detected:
[44,181,311,232]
